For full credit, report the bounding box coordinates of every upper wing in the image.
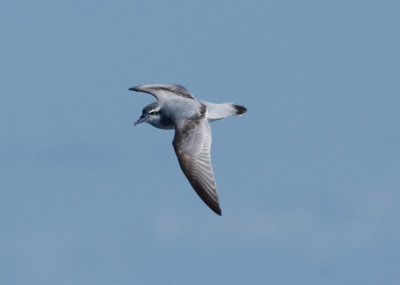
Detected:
[129,84,195,100]
[172,117,221,215]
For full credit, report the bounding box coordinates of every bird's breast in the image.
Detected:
[149,115,175,130]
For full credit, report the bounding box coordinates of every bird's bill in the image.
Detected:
[134,115,146,126]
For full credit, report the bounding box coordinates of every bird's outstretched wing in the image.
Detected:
[129,84,195,100]
[172,117,221,215]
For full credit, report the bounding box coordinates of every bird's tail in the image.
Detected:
[202,101,247,122]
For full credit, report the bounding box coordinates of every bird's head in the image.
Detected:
[134,102,161,126]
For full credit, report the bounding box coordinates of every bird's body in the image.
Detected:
[130,84,247,215]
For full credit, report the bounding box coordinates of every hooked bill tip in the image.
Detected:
[134,116,146,126]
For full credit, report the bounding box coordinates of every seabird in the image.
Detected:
[129,84,247,215]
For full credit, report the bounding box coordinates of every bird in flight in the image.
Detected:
[129,84,247,215]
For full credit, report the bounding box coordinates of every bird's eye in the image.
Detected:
[149,110,158,115]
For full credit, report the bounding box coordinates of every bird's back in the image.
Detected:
[161,97,205,121]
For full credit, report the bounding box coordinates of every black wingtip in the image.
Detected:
[214,207,222,216]
[234,104,247,115]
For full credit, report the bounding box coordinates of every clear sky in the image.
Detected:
[1,0,399,284]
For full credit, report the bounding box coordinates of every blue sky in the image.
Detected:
[1,0,399,284]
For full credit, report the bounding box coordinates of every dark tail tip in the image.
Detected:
[234,104,247,115]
